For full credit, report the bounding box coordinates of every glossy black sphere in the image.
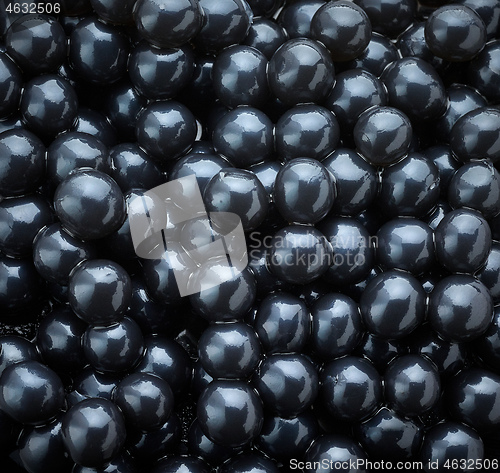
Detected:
[354,106,412,166]
[356,332,404,373]
[477,243,500,303]
[197,380,263,448]
[254,353,318,418]
[347,32,399,76]
[397,21,444,68]
[151,455,210,473]
[90,0,136,24]
[311,0,371,62]
[219,452,279,473]
[72,107,118,147]
[0,335,39,376]
[457,0,500,39]
[425,5,487,62]
[0,52,22,119]
[434,208,491,274]
[475,307,500,370]
[267,38,335,106]
[243,18,287,60]
[468,40,500,103]
[422,145,461,194]
[0,360,64,425]
[277,1,323,39]
[20,74,78,137]
[62,398,126,467]
[71,367,121,402]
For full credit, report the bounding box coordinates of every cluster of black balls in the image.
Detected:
[0,0,500,472]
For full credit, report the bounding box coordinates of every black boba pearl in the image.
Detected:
[128,42,195,101]
[450,107,500,163]
[267,38,335,107]
[275,105,340,161]
[36,306,87,373]
[425,199,456,230]
[382,57,447,122]
[356,407,422,461]
[376,218,435,275]
[198,322,261,379]
[218,452,279,473]
[72,107,118,148]
[325,69,387,133]
[193,0,252,54]
[422,145,461,194]
[448,160,500,218]
[204,168,268,231]
[0,360,64,425]
[304,434,368,473]
[0,52,22,118]
[277,1,323,39]
[347,32,399,77]
[197,380,263,448]
[105,80,147,139]
[268,225,333,285]
[5,14,66,75]
[254,292,309,354]
[0,257,43,311]
[136,100,197,162]
[425,5,487,62]
[319,216,374,286]
[257,411,318,462]
[72,453,136,473]
[477,243,500,303]
[468,40,500,103]
[83,316,144,372]
[428,275,493,342]
[33,223,97,286]
[355,332,404,372]
[54,168,126,241]
[311,0,371,62]
[61,398,126,468]
[69,16,129,85]
[322,148,377,215]
[397,22,443,68]
[69,259,132,326]
[274,158,335,224]
[151,456,210,473]
[250,160,281,196]
[109,143,164,193]
[20,74,78,137]
[212,107,273,168]
[475,306,500,370]
[0,194,53,258]
[212,45,269,109]
[190,267,256,322]
[0,335,39,376]
[72,367,121,401]
[321,356,381,422]
[141,254,182,306]
[311,293,362,360]
[360,270,426,339]
[379,152,440,218]
[47,131,110,189]
[434,208,491,274]
[113,372,174,431]
[384,354,440,417]
[134,0,203,49]
[353,0,417,38]
[18,417,73,473]
[243,18,287,60]
[254,353,318,417]
[420,422,484,473]
[353,106,412,166]
[90,0,136,24]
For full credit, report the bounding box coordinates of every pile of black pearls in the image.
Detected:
[0,0,500,471]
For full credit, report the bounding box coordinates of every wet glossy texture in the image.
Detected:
[6,14,66,75]
[90,0,136,24]
[61,398,126,467]
[384,354,440,417]
[197,380,263,448]
[275,105,340,161]
[434,208,491,274]
[428,275,493,342]
[468,41,500,103]
[243,18,287,60]
[450,107,500,163]
[277,1,323,39]
[397,22,443,68]
[72,107,118,147]
[151,455,210,473]
[212,107,273,168]
[20,75,78,137]
[477,243,500,302]
[311,1,371,61]
[72,367,121,401]
[0,360,64,425]
[355,332,403,373]
[356,408,422,460]
[425,5,487,62]
[267,38,335,106]
[347,32,399,76]
[422,145,461,194]
[0,335,39,377]
[219,452,279,473]
[360,270,426,339]
[353,106,412,166]
[475,307,500,370]
[0,52,22,118]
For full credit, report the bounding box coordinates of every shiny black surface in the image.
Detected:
[475,306,500,370]
[0,360,64,425]
[353,106,412,166]
[277,0,323,39]
[477,243,500,303]
[468,40,500,103]
[0,335,39,376]
[267,38,335,106]
[397,22,443,68]
[72,107,118,147]
[151,455,210,473]
[428,274,493,342]
[90,0,136,24]
[360,270,426,339]
[422,145,461,194]
[72,367,121,401]
[458,0,500,39]
[0,52,22,118]
[434,208,491,274]
[243,18,287,60]
[197,380,263,448]
[254,353,318,417]
[218,452,280,473]
[355,332,403,372]
[311,1,371,62]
